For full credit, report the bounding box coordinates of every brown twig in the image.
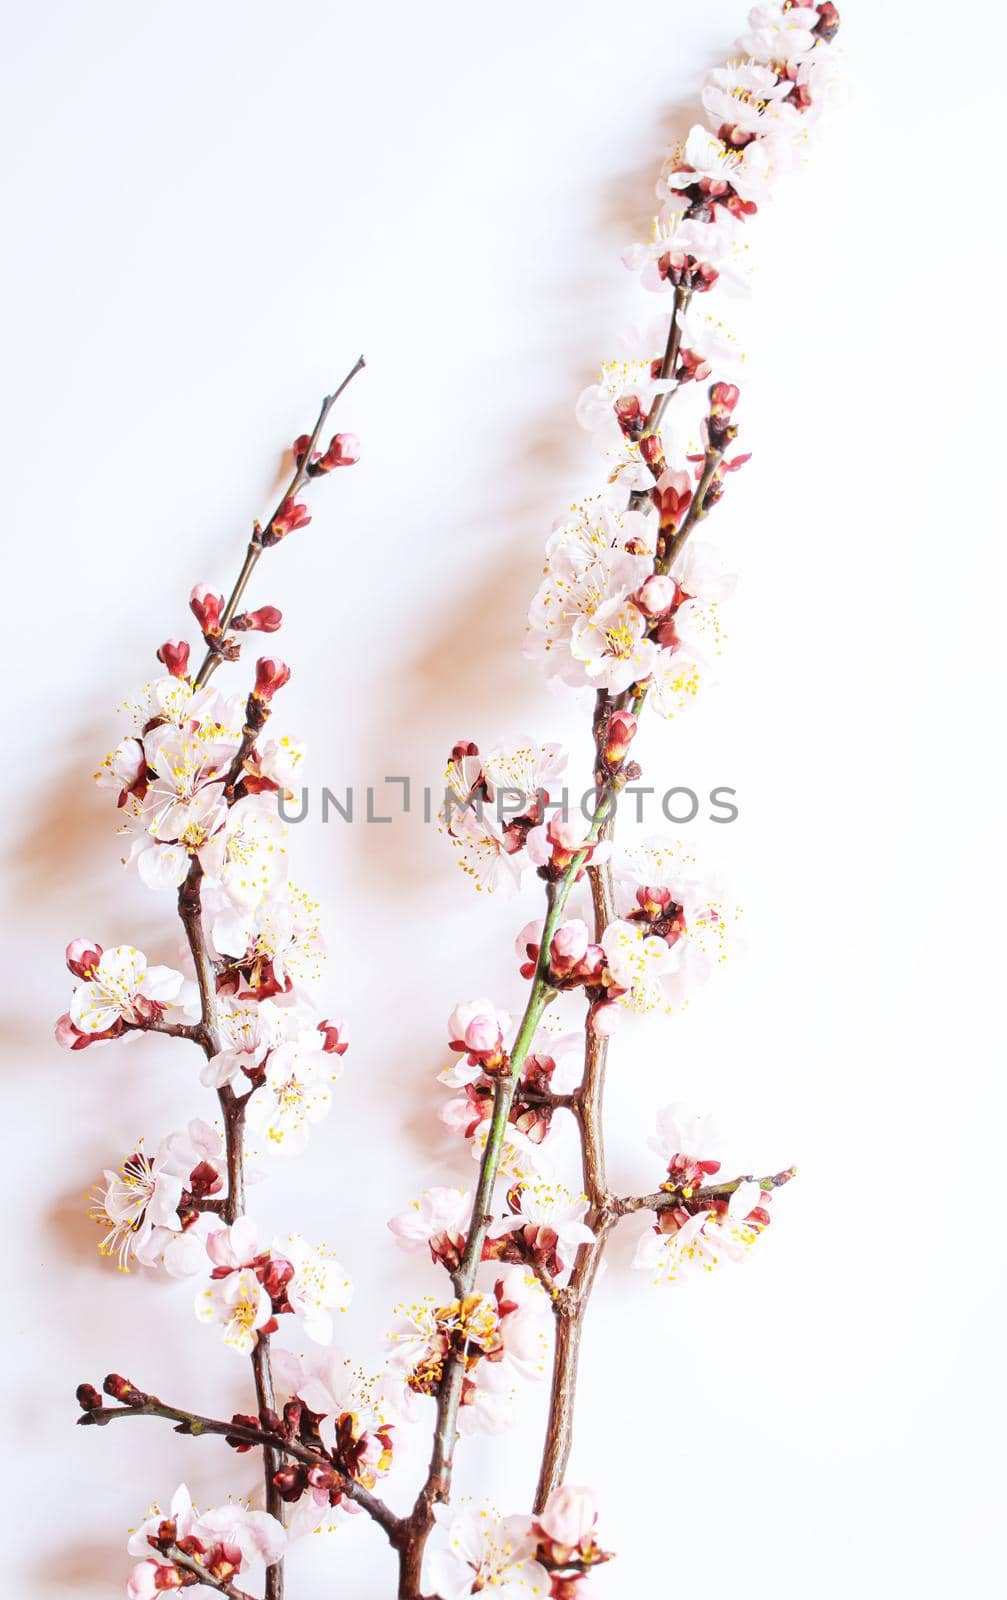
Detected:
[619,1167,798,1215]
[78,1395,402,1541]
[193,358,365,692]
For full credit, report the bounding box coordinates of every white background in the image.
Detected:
[2,2,1004,1596]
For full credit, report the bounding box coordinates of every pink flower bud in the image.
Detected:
[190,584,225,636]
[589,1000,622,1036]
[253,657,291,702]
[538,1484,599,1549]
[54,1012,91,1050]
[234,606,283,633]
[156,638,190,678]
[550,919,590,977]
[465,1016,501,1055]
[447,999,510,1069]
[317,432,361,471]
[634,575,675,619]
[66,938,102,978]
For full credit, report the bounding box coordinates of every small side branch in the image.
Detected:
[78,1393,402,1542]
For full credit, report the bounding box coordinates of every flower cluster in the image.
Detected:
[426,1486,611,1600]
[126,1483,285,1599]
[385,1267,550,1437]
[88,1119,224,1275]
[632,1103,778,1284]
[438,1019,581,1178]
[256,1348,395,1535]
[196,1218,353,1352]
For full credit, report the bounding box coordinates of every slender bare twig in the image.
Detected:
[193,357,365,691]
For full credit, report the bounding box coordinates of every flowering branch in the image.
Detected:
[66,366,366,1600]
[76,1382,402,1540]
[63,7,843,1599]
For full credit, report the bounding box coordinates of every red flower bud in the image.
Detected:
[190,584,225,636]
[233,606,282,634]
[316,432,361,471]
[156,639,191,678]
[103,1373,146,1405]
[260,1254,295,1302]
[652,469,693,531]
[306,1463,337,1491]
[66,938,103,979]
[273,1464,308,1502]
[292,433,314,465]
[225,1412,259,1452]
[318,1018,348,1055]
[709,381,740,415]
[270,499,311,539]
[815,2,841,42]
[76,1383,103,1411]
[639,434,666,477]
[603,710,638,768]
[253,657,291,702]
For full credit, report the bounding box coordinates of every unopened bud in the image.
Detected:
[152,1565,185,1591]
[634,575,675,619]
[76,1383,102,1411]
[103,1373,146,1405]
[550,919,590,977]
[318,1018,349,1055]
[306,1463,336,1491]
[588,1001,622,1037]
[260,1255,294,1301]
[709,382,740,413]
[269,499,311,540]
[603,710,638,768]
[225,1412,259,1452]
[190,585,225,636]
[652,469,693,530]
[156,639,190,678]
[233,606,282,633]
[639,434,667,478]
[273,1464,308,1502]
[315,432,361,472]
[66,938,102,979]
[815,2,841,42]
[253,657,291,702]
